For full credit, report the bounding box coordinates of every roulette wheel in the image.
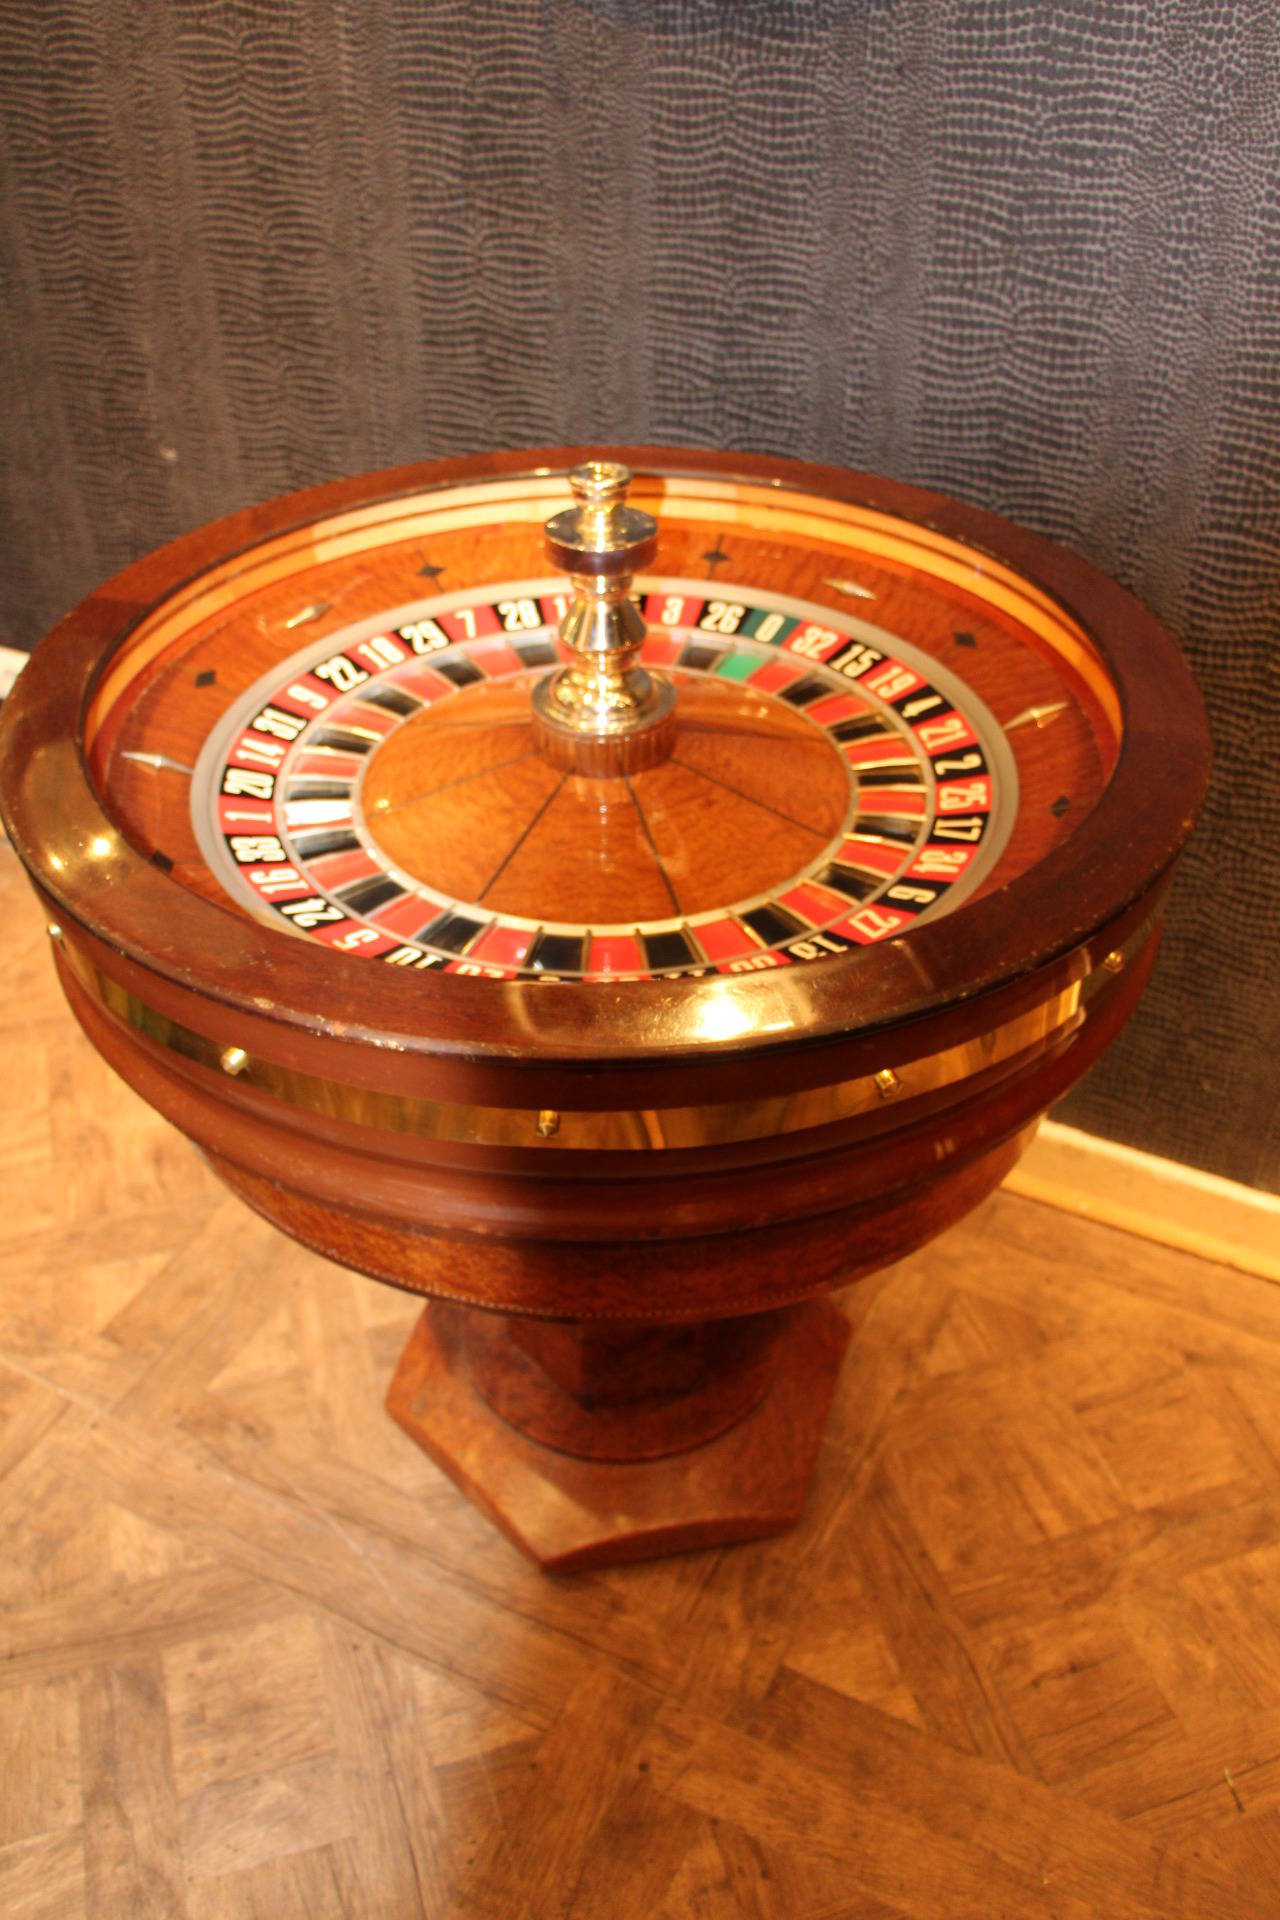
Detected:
[0,448,1208,1569]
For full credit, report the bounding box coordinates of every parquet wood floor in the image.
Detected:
[0,842,1276,1918]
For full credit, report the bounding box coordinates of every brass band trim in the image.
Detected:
[53,933,1152,1153]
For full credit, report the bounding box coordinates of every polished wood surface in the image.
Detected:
[362,672,851,921]
[386,1300,849,1569]
[90,483,1113,940]
[1,848,1275,1918]
[3,450,1207,1070]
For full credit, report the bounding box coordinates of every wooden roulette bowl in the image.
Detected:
[0,447,1209,1570]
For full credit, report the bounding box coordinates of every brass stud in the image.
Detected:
[1102,949,1125,975]
[536,1109,561,1138]
[220,1045,250,1077]
[874,1069,902,1099]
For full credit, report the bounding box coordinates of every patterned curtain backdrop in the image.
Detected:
[1,1,1276,1185]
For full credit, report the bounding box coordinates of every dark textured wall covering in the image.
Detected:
[1,1,1277,1186]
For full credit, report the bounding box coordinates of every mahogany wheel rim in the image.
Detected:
[0,445,1210,1076]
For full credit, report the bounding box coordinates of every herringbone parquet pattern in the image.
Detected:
[1,844,1277,1918]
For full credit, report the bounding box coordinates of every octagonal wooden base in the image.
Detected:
[386,1297,851,1572]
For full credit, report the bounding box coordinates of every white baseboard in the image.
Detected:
[1007,1121,1280,1282]
[0,647,28,699]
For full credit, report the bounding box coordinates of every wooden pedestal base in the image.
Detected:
[385,1298,851,1572]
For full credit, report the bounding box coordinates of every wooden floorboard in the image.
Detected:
[1,846,1277,1918]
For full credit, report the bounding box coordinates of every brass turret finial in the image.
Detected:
[531,461,676,776]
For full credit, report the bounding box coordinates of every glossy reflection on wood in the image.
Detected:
[360,670,851,921]
[89,497,1115,928]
